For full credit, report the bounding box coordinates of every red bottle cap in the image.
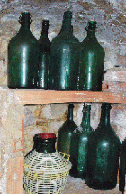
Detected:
[38,133,56,139]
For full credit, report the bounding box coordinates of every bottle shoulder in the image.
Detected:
[58,120,77,132]
[81,37,104,53]
[8,28,39,46]
[90,126,121,145]
[51,33,80,45]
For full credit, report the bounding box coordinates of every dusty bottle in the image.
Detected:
[38,20,51,89]
[85,103,121,190]
[48,10,81,90]
[7,12,40,88]
[78,21,105,91]
[70,104,94,179]
[57,104,77,155]
[119,138,126,193]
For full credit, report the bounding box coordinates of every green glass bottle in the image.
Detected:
[69,104,94,179]
[78,21,105,91]
[85,103,121,190]
[57,104,77,155]
[48,10,81,90]
[7,12,40,88]
[38,20,51,89]
[119,138,126,193]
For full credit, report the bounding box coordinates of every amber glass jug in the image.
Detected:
[7,12,40,88]
[85,103,121,190]
[48,10,81,90]
[57,104,77,155]
[78,21,105,91]
[38,20,51,89]
[69,104,94,179]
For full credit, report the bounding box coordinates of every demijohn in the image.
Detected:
[69,104,94,179]
[7,12,40,88]
[23,133,71,193]
[85,103,121,190]
[38,20,51,89]
[48,10,81,90]
[78,21,105,91]
[57,104,77,155]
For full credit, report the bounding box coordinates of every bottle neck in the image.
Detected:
[40,21,49,38]
[41,28,49,38]
[67,104,74,121]
[99,104,111,127]
[59,23,73,35]
[21,21,30,30]
[59,11,73,35]
[81,105,91,130]
[87,29,96,38]
[85,21,97,38]
[19,12,31,30]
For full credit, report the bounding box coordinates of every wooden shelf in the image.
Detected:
[11,89,126,105]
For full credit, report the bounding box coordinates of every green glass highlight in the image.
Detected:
[85,103,121,190]
[69,104,94,178]
[48,10,81,90]
[57,104,77,155]
[38,20,51,89]
[79,21,105,91]
[7,12,40,89]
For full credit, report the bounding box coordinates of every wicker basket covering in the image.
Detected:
[23,150,71,194]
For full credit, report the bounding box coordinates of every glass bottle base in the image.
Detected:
[85,179,117,190]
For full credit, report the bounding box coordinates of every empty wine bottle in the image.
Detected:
[69,104,94,179]
[48,10,81,90]
[119,138,126,193]
[57,104,77,155]
[7,12,40,88]
[38,20,51,89]
[78,21,105,91]
[85,103,121,190]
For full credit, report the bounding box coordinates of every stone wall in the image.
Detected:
[0,0,126,193]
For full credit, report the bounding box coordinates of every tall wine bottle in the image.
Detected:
[38,20,51,89]
[7,12,40,88]
[78,21,105,91]
[48,10,81,90]
[85,103,121,190]
[57,104,77,155]
[69,104,94,179]
[119,138,126,193]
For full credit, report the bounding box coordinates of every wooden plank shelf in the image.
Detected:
[12,89,126,105]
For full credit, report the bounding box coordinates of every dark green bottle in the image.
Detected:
[69,104,94,179]
[85,103,121,190]
[57,104,77,155]
[48,10,81,90]
[78,21,105,91]
[38,20,51,89]
[7,12,40,88]
[119,138,126,193]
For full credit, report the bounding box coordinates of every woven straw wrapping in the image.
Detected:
[23,150,71,194]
